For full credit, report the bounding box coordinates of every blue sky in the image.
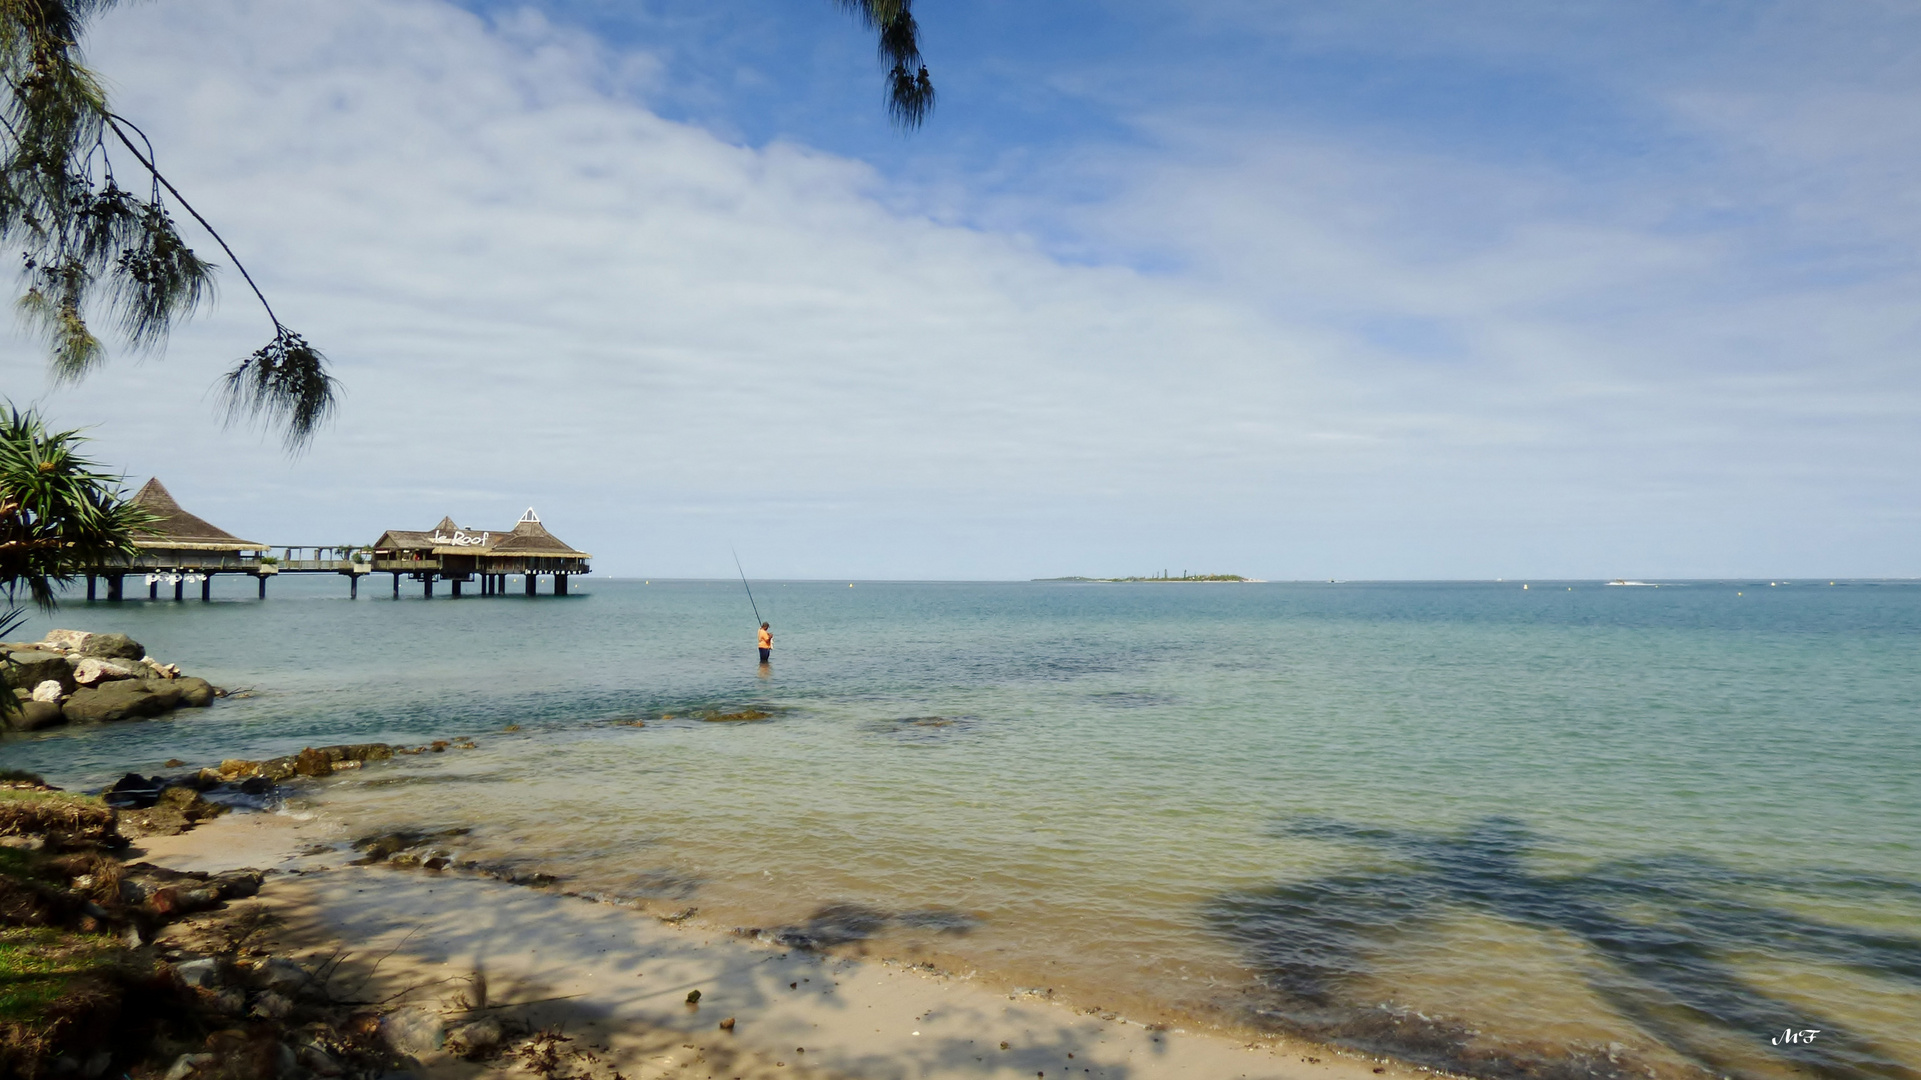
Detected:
[2,0,1918,578]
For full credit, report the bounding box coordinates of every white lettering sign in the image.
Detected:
[429,530,491,548]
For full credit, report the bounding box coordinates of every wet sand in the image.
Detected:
[138,813,1432,1080]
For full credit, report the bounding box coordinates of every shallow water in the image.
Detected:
[5,578,1919,1079]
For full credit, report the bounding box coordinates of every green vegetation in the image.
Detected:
[0,927,124,1023]
[1,406,150,717]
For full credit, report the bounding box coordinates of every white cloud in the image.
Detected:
[1,0,1915,579]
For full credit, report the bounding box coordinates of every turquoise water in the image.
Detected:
[5,578,1919,1079]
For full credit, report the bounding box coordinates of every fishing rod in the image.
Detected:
[731,547,762,625]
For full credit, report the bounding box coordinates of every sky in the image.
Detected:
[2,0,1918,579]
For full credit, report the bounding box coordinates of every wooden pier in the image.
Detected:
[81,480,591,601]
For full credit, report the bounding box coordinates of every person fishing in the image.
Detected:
[734,548,772,666]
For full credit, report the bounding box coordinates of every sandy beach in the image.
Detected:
[137,811,1426,1080]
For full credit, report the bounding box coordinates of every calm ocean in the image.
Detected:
[5,578,1918,1080]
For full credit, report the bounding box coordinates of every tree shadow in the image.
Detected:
[1206,815,1921,1080]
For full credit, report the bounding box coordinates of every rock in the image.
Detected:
[30,680,62,703]
[123,787,229,837]
[162,1053,213,1080]
[294,748,333,777]
[249,956,312,994]
[719,1017,736,1031]
[41,630,92,651]
[141,678,184,710]
[148,884,222,915]
[445,1018,502,1058]
[174,957,222,988]
[7,699,65,731]
[3,650,73,691]
[72,656,146,686]
[61,681,168,723]
[78,632,144,661]
[175,677,215,707]
[104,773,165,808]
[686,989,701,1004]
[297,1044,343,1076]
[259,757,298,781]
[379,1006,446,1055]
[212,869,263,899]
[250,990,295,1019]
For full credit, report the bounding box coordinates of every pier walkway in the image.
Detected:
[82,480,591,602]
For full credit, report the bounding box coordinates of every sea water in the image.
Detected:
[4,578,1918,1080]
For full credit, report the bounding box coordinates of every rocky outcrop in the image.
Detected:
[3,631,217,732]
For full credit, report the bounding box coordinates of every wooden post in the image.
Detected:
[201,576,212,602]
[350,574,359,599]
[392,572,400,599]
[424,575,434,599]
[258,575,267,599]
[107,575,123,602]
[525,574,537,596]
[86,575,96,601]
[556,574,568,596]
[174,577,184,602]
[149,579,159,600]
[452,578,463,598]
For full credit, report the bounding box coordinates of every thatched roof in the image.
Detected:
[373,508,589,559]
[130,478,264,552]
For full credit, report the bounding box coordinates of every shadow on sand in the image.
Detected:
[1205,815,1921,1080]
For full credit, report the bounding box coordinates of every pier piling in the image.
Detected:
[149,579,158,600]
[86,575,96,602]
[257,575,267,599]
[107,575,123,602]
[201,576,211,602]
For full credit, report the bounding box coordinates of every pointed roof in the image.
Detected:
[130,479,264,551]
[372,508,589,559]
[490,511,590,557]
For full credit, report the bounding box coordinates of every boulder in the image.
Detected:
[380,1006,446,1055]
[121,787,229,836]
[294,748,333,777]
[174,677,215,708]
[6,699,66,731]
[72,657,146,686]
[62,680,169,723]
[3,650,74,691]
[141,678,184,711]
[30,680,62,703]
[78,632,144,661]
[41,630,92,651]
[446,1018,502,1058]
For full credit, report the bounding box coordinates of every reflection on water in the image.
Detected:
[1211,816,1921,1080]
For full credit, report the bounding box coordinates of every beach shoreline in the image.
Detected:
[138,810,1426,1080]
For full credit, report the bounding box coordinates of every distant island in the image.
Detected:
[1034,572,1261,583]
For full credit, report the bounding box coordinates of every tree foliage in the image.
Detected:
[0,404,147,616]
[1,0,335,448]
[1,1,934,450]
[841,0,937,128]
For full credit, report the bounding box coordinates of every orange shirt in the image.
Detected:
[758,628,772,649]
